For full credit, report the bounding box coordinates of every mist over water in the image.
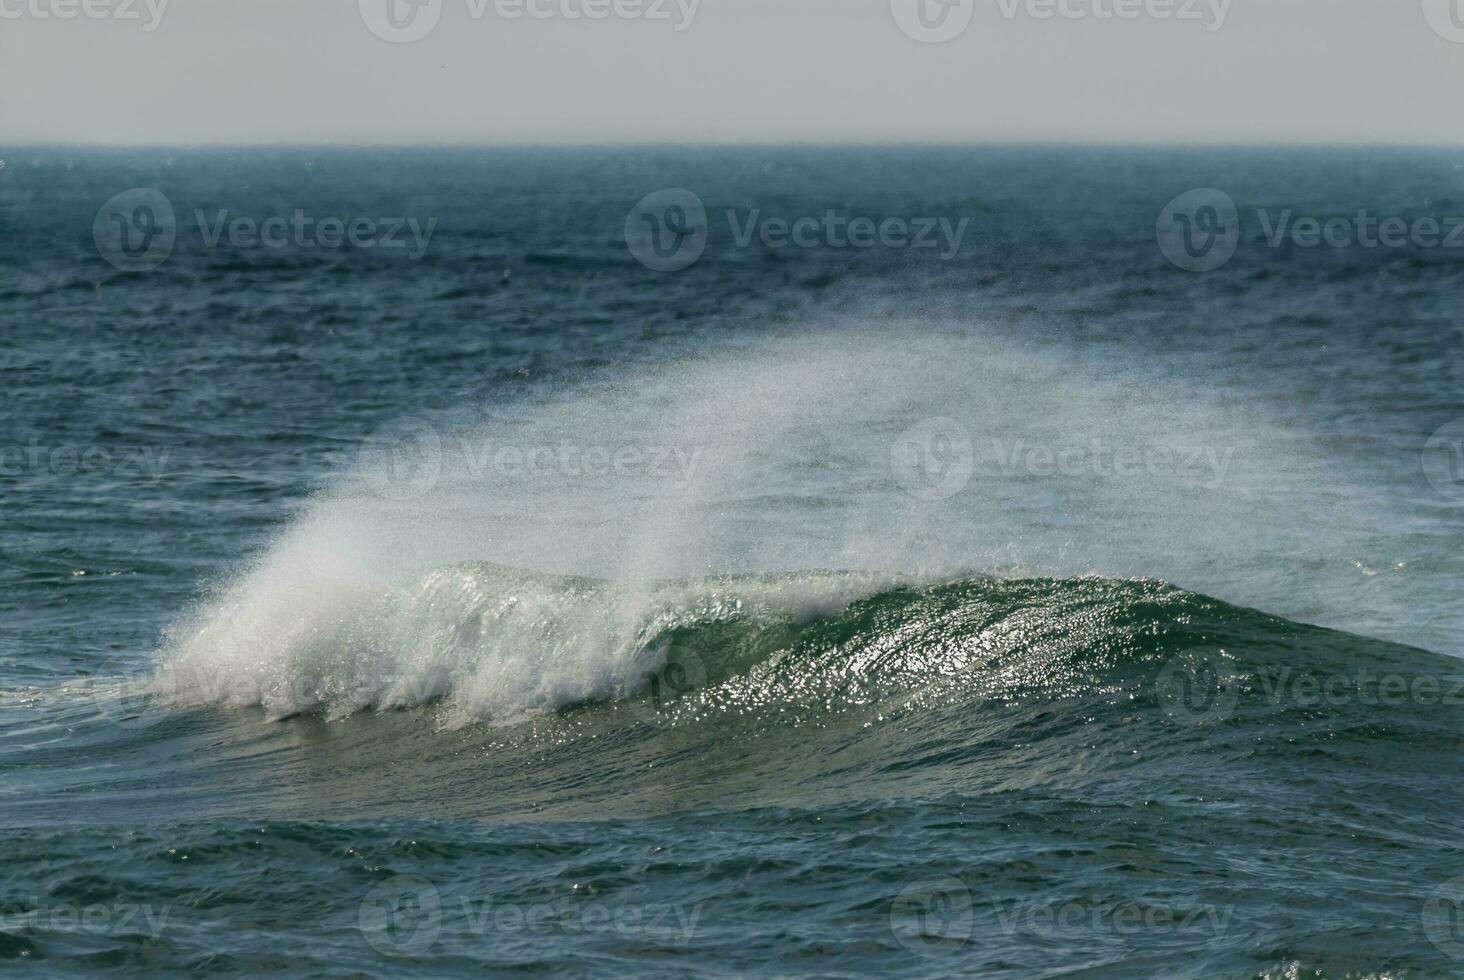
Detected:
[158,323,1431,724]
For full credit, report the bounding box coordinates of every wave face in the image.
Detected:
[149,324,1464,821]
[48,569,1464,978]
[156,563,1464,813]
[137,562,1464,980]
[145,324,1464,839]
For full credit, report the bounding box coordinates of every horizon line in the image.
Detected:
[6,139,1464,152]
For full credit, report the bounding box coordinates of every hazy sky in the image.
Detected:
[3,0,1462,145]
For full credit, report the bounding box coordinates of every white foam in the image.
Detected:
[158,323,1420,722]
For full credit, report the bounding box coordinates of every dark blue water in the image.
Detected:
[3,146,1464,977]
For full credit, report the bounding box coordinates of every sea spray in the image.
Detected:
[158,326,1401,721]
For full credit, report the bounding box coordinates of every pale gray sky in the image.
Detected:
[3,0,1462,145]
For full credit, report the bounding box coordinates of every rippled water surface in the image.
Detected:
[3,147,1464,977]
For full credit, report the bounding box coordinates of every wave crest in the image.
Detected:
[157,555,1275,733]
[157,558,901,725]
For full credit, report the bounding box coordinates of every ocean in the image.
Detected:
[3,145,1464,976]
